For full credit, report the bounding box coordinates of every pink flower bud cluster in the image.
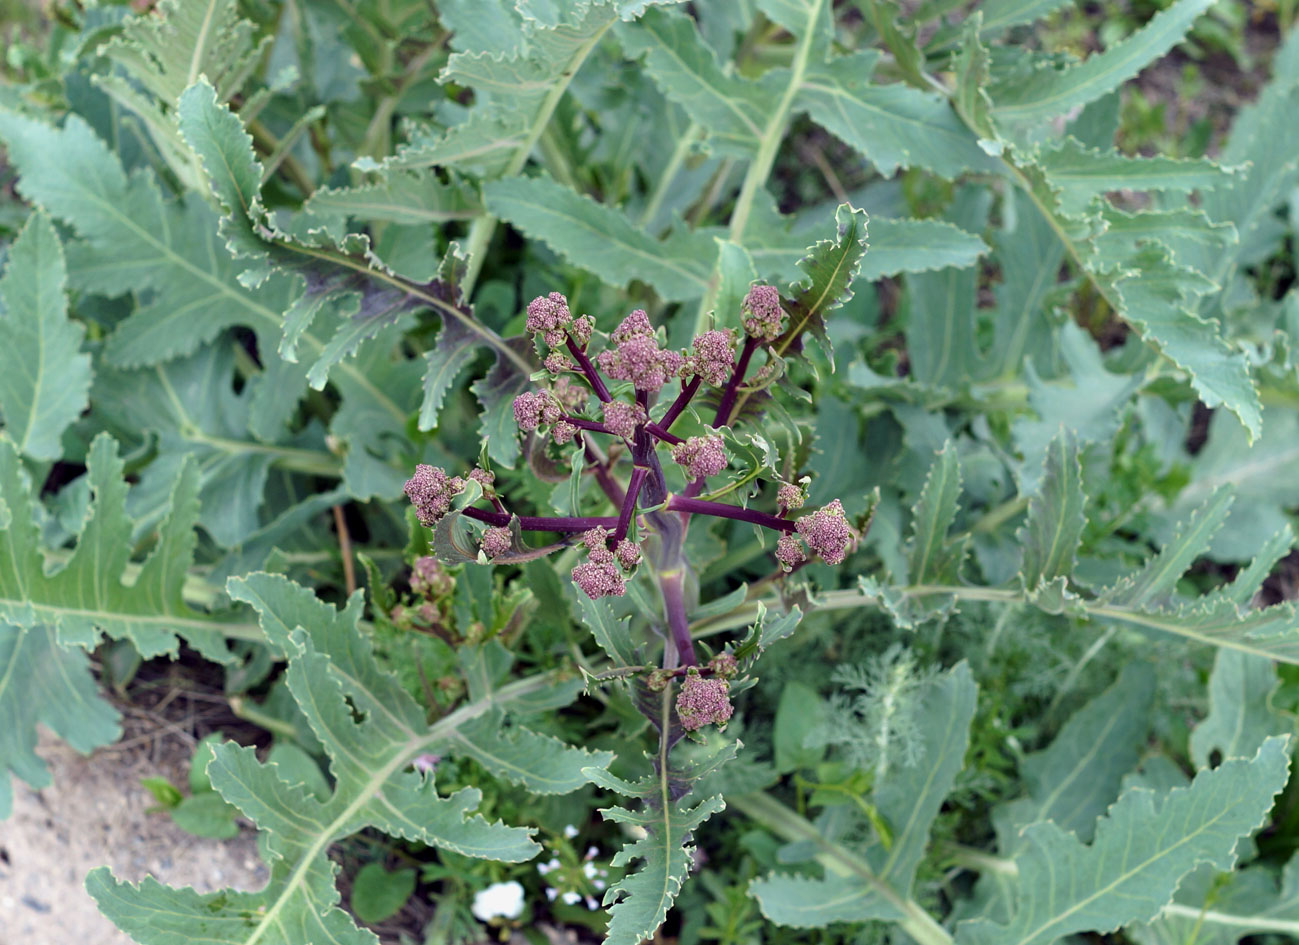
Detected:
[526,292,573,347]
[410,556,453,598]
[552,376,588,412]
[513,389,563,432]
[742,285,786,341]
[777,482,806,510]
[404,465,465,526]
[671,434,728,480]
[685,329,736,387]
[779,499,853,567]
[676,671,733,731]
[571,526,642,600]
[596,310,684,393]
[479,526,512,559]
[708,651,738,678]
[601,400,646,439]
[468,467,496,494]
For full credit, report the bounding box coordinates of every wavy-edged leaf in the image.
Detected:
[585,737,735,945]
[906,441,965,586]
[0,623,122,818]
[90,571,605,943]
[991,0,1216,124]
[1189,649,1289,770]
[751,663,977,926]
[0,211,90,461]
[772,203,869,361]
[798,52,995,178]
[955,736,1292,945]
[1018,428,1086,592]
[453,712,615,794]
[1128,855,1299,945]
[305,172,481,225]
[616,7,773,156]
[1041,137,1240,215]
[0,433,243,661]
[485,175,715,301]
[859,218,987,281]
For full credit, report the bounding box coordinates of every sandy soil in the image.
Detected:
[0,726,268,945]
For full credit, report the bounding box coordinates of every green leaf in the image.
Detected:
[751,663,977,926]
[0,210,91,461]
[140,777,184,809]
[773,681,827,774]
[773,203,869,361]
[906,442,965,586]
[1103,486,1233,609]
[798,52,996,178]
[90,571,600,944]
[585,735,736,945]
[0,623,122,818]
[305,172,481,225]
[955,736,1292,945]
[1041,138,1239,216]
[0,433,240,662]
[171,791,240,839]
[991,0,1217,123]
[350,863,417,924]
[976,0,1075,33]
[577,595,641,670]
[484,176,716,301]
[616,8,774,157]
[859,218,987,281]
[452,711,616,794]
[995,664,1155,852]
[1189,650,1289,770]
[904,263,978,389]
[1127,856,1299,945]
[1018,428,1086,592]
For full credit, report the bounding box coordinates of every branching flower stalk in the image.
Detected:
[406,287,856,723]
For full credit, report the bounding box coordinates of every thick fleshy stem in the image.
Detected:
[564,415,612,435]
[615,467,650,541]
[659,569,698,667]
[566,336,612,403]
[644,422,683,445]
[462,506,620,532]
[666,495,797,533]
[713,336,760,428]
[657,376,701,432]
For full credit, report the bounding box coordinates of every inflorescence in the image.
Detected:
[405,287,855,594]
[405,288,856,726]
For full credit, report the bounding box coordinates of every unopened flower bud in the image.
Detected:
[775,533,807,571]
[601,400,645,439]
[795,499,852,565]
[544,351,572,374]
[671,434,728,479]
[572,560,626,599]
[646,669,673,692]
[676,671,733,731]
[552,420,578,444]
[410,555,451,597]
[614,539,642,570]
[526,291,572,338]
[686,329,736,387]
[404,465,466,526]
[708,651,739,678]
[596,310,684,393]
[480,526,512,559]
[581,527,615,564]
[777,482,806,511]
[742,285,786,341]
[468,467,496,494]
[513,389,562,432]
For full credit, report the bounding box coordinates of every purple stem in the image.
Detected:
[566,336,612,403]
[713,336,760,428]
[564,415,611,435]
[615,467,650,540]
[644,422,683,445]
[656,376,701,432]
[659,570,698,667]
[666,495,797,533]
[463,506,619,533]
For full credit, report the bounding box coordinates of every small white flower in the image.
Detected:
[584,845,599,860]
[593,879,606,891]
[561,890,582,906]
[563,824,579,839]
[585,895,599,910]
[536,857,560,875]
[471,881,525,922]
[545,887,558,902]
[582,862,599,879]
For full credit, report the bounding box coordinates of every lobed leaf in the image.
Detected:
[0,211,91,461]
[956,737,1292,945]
